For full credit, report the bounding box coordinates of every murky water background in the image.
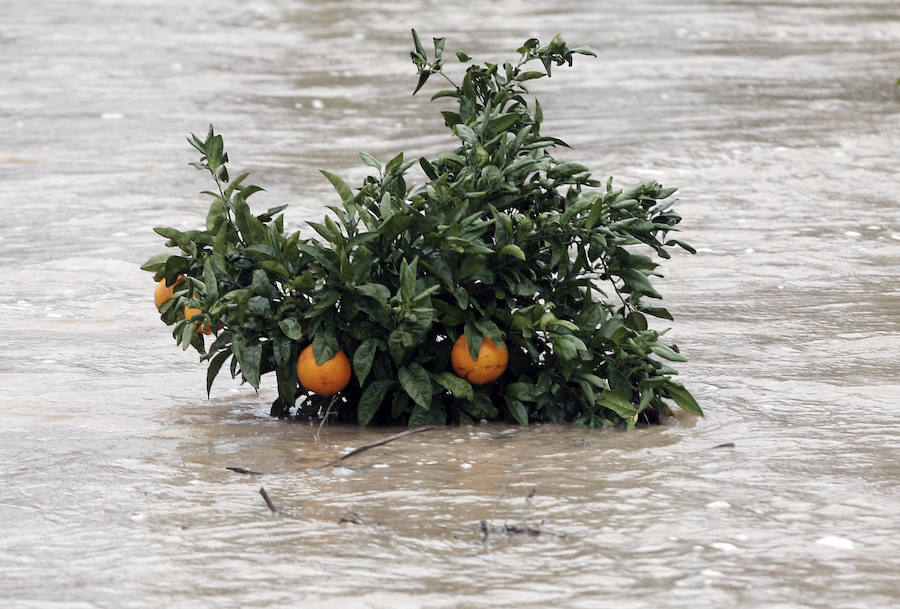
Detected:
[1,1,899,607]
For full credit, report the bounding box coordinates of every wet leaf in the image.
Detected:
[320,170,355,211]
[506,397,529,425]
[432,372,474,401]
[358,380,394,426]
[498,244,526,261]
[278,318,303,341]
[353,338,380,386]
[598,390,637,419]
[206,350,231,396]
[650,342,687,362]
[399,363,432,409]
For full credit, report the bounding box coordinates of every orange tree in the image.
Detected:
[142,31,701,427]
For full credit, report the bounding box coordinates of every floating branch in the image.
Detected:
[312,426,436,470]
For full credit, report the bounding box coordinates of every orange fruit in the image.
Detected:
[183,306,213,335]
[154,275,184,307]
[296,344,352,396]
[451,334,508,385]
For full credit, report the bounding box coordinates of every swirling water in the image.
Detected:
[1,1,898,607]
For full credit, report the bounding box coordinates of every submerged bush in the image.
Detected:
[142,30,701,428]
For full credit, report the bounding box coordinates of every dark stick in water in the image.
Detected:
[259,487,278,514]
[312,426,436,471]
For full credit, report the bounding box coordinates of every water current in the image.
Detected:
[1,1,898,607]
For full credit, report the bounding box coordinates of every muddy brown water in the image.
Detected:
[1,1,899,607]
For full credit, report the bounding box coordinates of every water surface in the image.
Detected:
[1,1,899,607]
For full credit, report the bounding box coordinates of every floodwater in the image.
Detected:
[1,0,899,607]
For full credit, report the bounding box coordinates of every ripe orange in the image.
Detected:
[154,275,184,307]
[451,334,508,385]
[183,306,213,335]
[296,344,352,396]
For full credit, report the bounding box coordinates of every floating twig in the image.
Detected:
[227,466,266,475]
[312,426,436,470]
[338,511,372,526]
[709,442,736,450]
[491,428,520,440]
[478,519,563,540]
[259,486,278,514]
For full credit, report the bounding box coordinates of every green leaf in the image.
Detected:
[505,397,529,425]
[458,254,485,280]
[552,334,579,362]
[637,389,654,412]
[308,221,341,245]
[666,239,697,254]
[618,268,663,299]
[441,111,462,127]
[202,258,218,303]
[413,70,431,95]
[455,124,478,145]
[548,162,590,179]
[598,390,637,419]
[641,306,673,321]
[666,383,703,415]
[359,152,381,172]
[411,28,426,58]
[433,36,445,60]
[498,244,526,261]
[353,338,380,386]
[278,318,303,341]
[378,191,393,220]
[358,380,395,426]
[386,152,405,175]
[388,329,414,364]
[515,71,546,82]
[206,350,231,396]
[140,253,171,273]
[400,257,418,303]
[570,45,597,57]
[260,260,290,279]
[464,322,483,360]
[153,226,189,248]
[238,339,262,389]
[178,321,194,350]
[320,170,355,211]
[399,363,432,409]
[244,243,279,262]
[650,342,687,362]
[432,372,474,401]
[505,381,535,402]
[234,199,266,244]
[304,290,340,319]
[162,256,188,287]
[356,282,391,304]
[213,222,227,272]
[626,311,648,331]
[474,319,504,347]
[409,403,446,427]
[430,89,458,101]
[313,329,339,364]
[487,113,520,133]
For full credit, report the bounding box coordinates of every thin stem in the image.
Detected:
[314,396,338,443]
[437,70,460,91]
[598,255,634,314]
[209,166,246,247]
